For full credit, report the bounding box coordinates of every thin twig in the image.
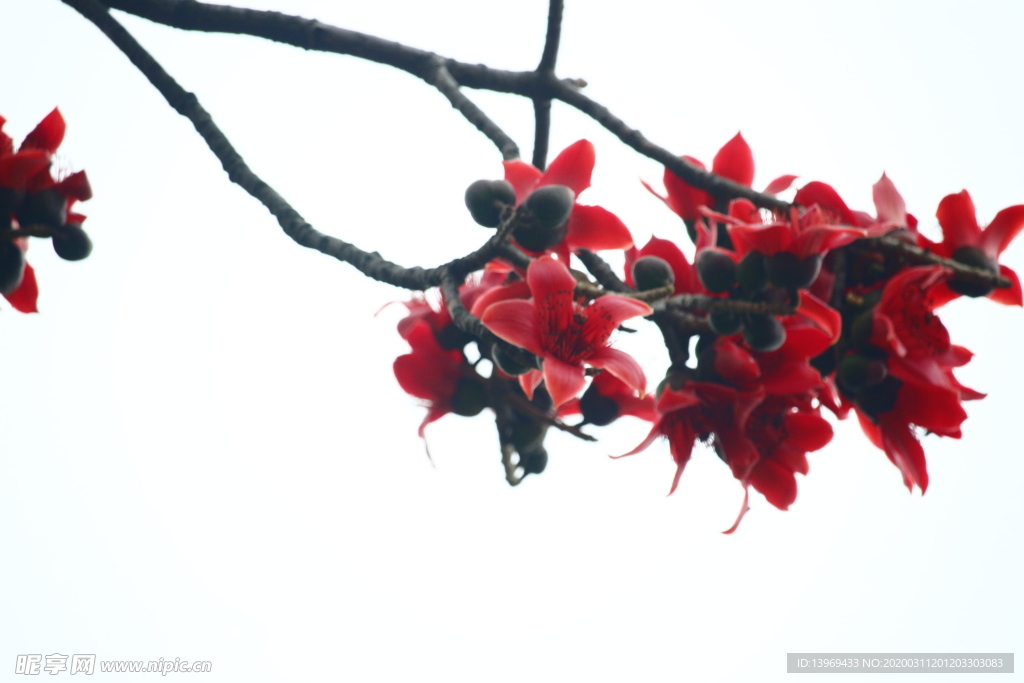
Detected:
[506,391,596,442]
[531,0,564,169]
[575,248,634,293]
[423,56,519,160]
[658,294,796,317]
[537,0,564,73]
[531,98,552,170]
[548,80,792,213]
[874,235,1012,288]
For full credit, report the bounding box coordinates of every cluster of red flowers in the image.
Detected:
[391,135,1022,530]
[1,109,94,313]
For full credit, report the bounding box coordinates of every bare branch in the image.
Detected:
[537,0,564,73]
[61,0,521,292]
[873,235,1012,289]
[575,248,634,293]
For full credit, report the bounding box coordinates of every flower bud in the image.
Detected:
[949,246,998,298]
[736,250,768,293]
[16,188,67,230]
[708,308,743,336]
[766,251,823,289]
[837,354,888,390]
[520,446,548,475]
[513,186,575,252]
[0,240,26,295]
[52,223,92,261]
[696,249,737,293]
[492,344,534,376]
[741,313,786,352]
[855,375,902,420]
[579,385,619,426]
[524,185,575,229]
[631,255,675,291]
[465,179,516,228]
[450,376,488,417]
[0,187,23,218]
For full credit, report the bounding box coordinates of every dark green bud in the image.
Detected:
[708,308,743,336]
[465,179,515,227]
[631,255,675,291]
[948,246,998,298]
[579,386,619,426]
[0,187,23,217]
[741,313,786,352]
[492,344,534,376]
[520,446,548,475]
[837,354,888,391]
[736,250,769,293]
[525,185,575,229]
[0,240,26,295]
[450,376,488,417]
[16,188,66,230]
[696,249,737,293]
[766,251,823,289]
[52,223,93,261]
[855,375,902,420]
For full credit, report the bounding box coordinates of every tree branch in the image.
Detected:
[575,248,634,293]
[62,0,525,292]
[873,235,1012,289]
[98,0,794,212]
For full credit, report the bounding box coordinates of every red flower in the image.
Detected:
[480,255,651,408]
[721,199,864,260]
[393,320,479,448]
[745,397,833,511]
[502,140,633,255]
[854,380,967,494]
[1,109,92,314]
[619,381,762,497]
[793,175,919,237]
[923,190,1024,306]
[643,132,796,222]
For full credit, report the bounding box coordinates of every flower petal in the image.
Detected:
[712,133,755,187]
[783,412,834,452]
[582,294,652,344]
[480,300,544,356]
[749,461,798,510]
[519,369,543,400]
[468,279,531,317]
[565,204,634,251]
[979,204,1024,257]
[0,149,51,190]
[539,139,594,197]
[663,156,709,222]
[764,174,798,195]
[20,108,66,154]
[872,172,907,226]
[3,262,39,313]
[587,346,647,395]
[988,265,1023,306]
[794,181,859,226]
[542,356,587,408]
[935,190,981,248]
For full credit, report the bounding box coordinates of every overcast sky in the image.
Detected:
[3,1,1023,681]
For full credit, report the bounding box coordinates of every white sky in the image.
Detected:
[3,1,1023,681]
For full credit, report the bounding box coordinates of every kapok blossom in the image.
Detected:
[502,139,633,257]
[922,189,1024,306]
[480,255,651,408]
[643,132,797,224]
